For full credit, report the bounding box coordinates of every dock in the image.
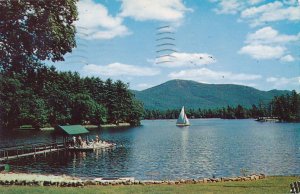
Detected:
[0,142,65,162]
[256,117,280,122]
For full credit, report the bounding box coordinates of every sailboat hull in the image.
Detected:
[176,123,190,126]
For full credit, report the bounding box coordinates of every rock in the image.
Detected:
[43,181,50,186]
[140,182,146,186]
[203,178,208,183]
[222,177,229,182]
[245,177,251,181]
[210,178,216,182]
[168,181,175,185]
[259,174,266,179]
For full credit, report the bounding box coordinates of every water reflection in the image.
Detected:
[1,119,300,180]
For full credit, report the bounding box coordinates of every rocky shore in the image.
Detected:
[0,172,266,187]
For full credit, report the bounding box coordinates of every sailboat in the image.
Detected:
[176,106,190,126]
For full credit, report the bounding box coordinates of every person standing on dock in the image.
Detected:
[72,136,76,147]
[78,136,83,147]
[95,135,100,143]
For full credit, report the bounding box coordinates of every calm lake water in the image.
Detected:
[0,119,299,180]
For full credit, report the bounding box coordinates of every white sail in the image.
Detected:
[184,113,190,125]
[176,106,190,126]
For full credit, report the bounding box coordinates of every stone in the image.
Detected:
[259,174,266,179]
[140,182,146,186]
[168,181,175,185]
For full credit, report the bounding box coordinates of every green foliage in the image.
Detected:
[143,91,300,123]
[70,93,107,125]
[133,79,290,110]
[270,90,300,122]
[0,0,143,129]
[0,66,143,129]
[144,105,254,120]
[0,0,78,72]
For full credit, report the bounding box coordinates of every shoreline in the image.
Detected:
[0,172,267,187]
[27,123,131,131]
[0,177,299,194]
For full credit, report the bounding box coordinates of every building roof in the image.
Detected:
[57,125,89,135]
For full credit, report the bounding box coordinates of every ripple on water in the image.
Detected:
[1,119,300,180]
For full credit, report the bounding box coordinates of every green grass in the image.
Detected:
[0,176,299,194]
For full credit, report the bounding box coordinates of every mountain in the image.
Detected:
[133,79,290,110]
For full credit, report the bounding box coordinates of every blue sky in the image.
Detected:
[51,0,300,92]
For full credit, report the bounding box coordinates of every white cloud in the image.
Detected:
[168,68,262,84]
[241,1,300,26]
[241,1,282,18]
[82,63,160,77]
[213,0,243,14]
[280,55,295,62]
[211,1,300,27]
[239,44,285,59]
[76,0,130,40]
[212,0,264,15]
[239,27,299,60]
[119,0,192,23]
[246,26,300,45]
[266,76,300,90]
[154,52,216,68]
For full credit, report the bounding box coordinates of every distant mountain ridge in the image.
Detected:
[132,79,290,110]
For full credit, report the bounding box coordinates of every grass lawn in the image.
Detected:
[0,176,298,194]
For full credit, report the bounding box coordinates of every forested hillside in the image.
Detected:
[134,80,290,110]
[144,90,300,122]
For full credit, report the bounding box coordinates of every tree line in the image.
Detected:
[0,0,143,129]
[144,90,300,122]
[0,65,144,129]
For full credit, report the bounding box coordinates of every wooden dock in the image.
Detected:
[0,142,66,162]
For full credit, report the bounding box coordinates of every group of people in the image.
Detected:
[70,135,101,148]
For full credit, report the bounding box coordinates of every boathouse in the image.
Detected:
[56,125,89,144]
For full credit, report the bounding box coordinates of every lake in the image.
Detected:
[0,119,299,180]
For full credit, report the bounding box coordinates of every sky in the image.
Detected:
[50,0,300,92]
